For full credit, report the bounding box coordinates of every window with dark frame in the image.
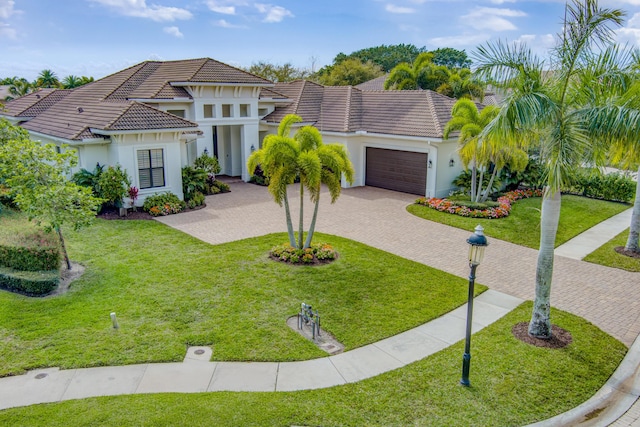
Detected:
[137,149,165,189]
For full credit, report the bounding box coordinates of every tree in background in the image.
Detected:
[35,69,60,88]
[1,77,32,101]
[431,47,472,68]
[474,0,640,338]
[0,119,102,270]
[332,43,427,72]
[245,61,309,82]
[316,58,383,86]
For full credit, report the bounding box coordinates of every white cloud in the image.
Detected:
[489,0,516,4]
[255,4,293,23]
[214,19,247,29]
[163,26,183,37]
[89,0,192,22]
[514,33,555,49]
[206,0,248,15]
[462,7,526,31]
[617,12,640,45]
[0,0,16,19]
[386,4,415,14]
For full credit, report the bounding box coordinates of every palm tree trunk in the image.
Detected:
[480,168,499,203]
[529,189,561,339]
[56,226,72,270]
[475,169,485,202]
[298,183,304,249]
[470,164,477,202]
[304,192,320,249]
[283,193,296,247]
[625,165,640,253]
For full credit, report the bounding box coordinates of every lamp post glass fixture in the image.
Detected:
[460,224,488,387]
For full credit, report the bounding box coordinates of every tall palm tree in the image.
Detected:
[35,69,60,88]
[384,52,448,90]
[294,126,354,248]
[61,75,81,89]
[247,114,301,247]
[248,114,355,249]
[443,98,500,202]
[2,77,32,100]
[474,0,640,338]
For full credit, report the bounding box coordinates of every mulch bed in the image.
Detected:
[615,246,640,259]
[97,204,206,221]
[512,322,573,349]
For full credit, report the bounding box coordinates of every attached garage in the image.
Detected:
[365,147,427,195]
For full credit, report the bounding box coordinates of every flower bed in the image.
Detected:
[270,243,337,265]
[415,188,544,219]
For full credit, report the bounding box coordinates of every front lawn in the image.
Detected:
[407,194,630,249]
[0,217,484,377]
[584,228,640,272]
[0,302,626,426]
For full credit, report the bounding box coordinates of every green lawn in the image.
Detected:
[584,228,640,272]
[407,194,630,249]
[0,302,626,427]
[0,217,485,377]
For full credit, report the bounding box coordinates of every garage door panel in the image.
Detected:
[365,147,427,195]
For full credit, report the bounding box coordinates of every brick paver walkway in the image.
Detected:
[158,183,640,347]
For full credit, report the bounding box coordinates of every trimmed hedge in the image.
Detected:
[0,244,60,271]
[564,171,635,203]
[0,266,59,296]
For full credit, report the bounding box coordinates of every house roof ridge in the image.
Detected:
[103,101,198,131]
[102,62,155,101]
[185,58,211,82]
[344,86,353,132]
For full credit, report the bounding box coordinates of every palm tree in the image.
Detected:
[248,115,302,247]
[61,75,81,89]
[384,52,447,90]
[294,126,354,248]
[35,69,60,88]
[2,77,32,100]
[247,114,354,249]
[474,0,640,338]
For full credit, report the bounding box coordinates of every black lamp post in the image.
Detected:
[460,225,488,387]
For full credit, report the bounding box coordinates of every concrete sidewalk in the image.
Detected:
[0,290,522,411]
[555,209,633,260]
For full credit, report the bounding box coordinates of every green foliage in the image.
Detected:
[187,191,206,209]
[564,169,635,202]
[431,47,472,68]
[194,152,221,175]
[316,58,384,86]
[0,266,59,296]
[332,43,427,72]
[143,192,186,216]
[244,61,309,82]
[501,156,546,190]
[97,165,130,207]
[71,163,104,196]
[249,165,269,186]
[210,180,230,193]
[0,243,60,271]
[181,166,208,201]
[452,170,501,196]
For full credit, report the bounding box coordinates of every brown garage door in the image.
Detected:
[365,147,427,195]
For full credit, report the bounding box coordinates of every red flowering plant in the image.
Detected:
[416,188,543,219]
[128,186,139,211]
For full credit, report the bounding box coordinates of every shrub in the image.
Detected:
[0,243,60,271]
[72,163,104,197]
[143,192,186,216]
[182,166,208,201]
[270,243,337,264]
[97,165,131,207]
[564,169,635,203]
[452,169,501,198]
[187,191,206,209]
[249,165,269,186]
[211,180,230,193]
[0,266,59,296]
[194,152,221,175]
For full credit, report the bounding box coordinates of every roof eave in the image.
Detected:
[128,98,193,103]
[90,127,201,136]
[170,82,274,88]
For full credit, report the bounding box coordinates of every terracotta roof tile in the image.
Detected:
[2,89,60,116]
[106,102,198,131]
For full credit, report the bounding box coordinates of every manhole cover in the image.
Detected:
[35,373,48,379]
[194,349,205,355]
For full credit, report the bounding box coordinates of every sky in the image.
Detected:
[2,0,640,81]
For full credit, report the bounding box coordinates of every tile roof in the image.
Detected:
[1,58,271,141]
[264,81,459,138]
[355,75,389,91]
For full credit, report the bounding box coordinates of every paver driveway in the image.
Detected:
[157,183,640,346]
